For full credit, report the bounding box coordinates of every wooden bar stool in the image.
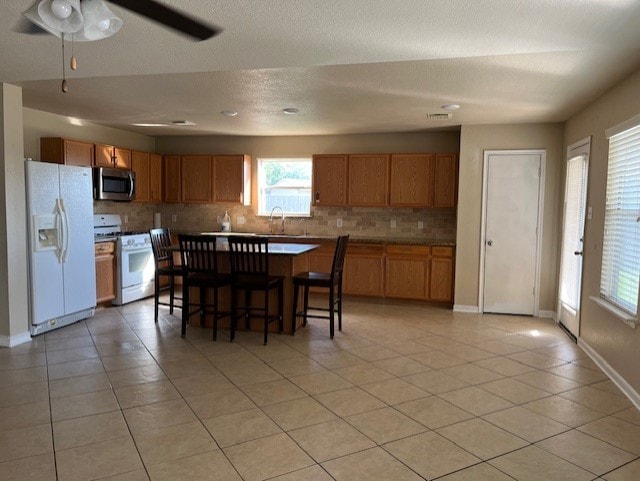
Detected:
[149,228,182,322]
[292,235,349,338]
[228,236,284,345]
[178,234,232,340]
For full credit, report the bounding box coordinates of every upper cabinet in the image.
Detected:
[40,137,94,167]
[181,155,212,204]
[433,153,458,207]
[131,151,162,203]
[212,155,251,205]
[163,155,181,203]
[389,154,433,207]
[348,154,389,206]
[95,144,132,169]
[312,154,348,206]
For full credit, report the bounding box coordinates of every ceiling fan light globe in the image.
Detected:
[51,0,72,19]
[37,0,83,33]
[81,0,122,40]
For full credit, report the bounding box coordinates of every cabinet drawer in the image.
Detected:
[385,245,430,257]
[432,246,454,257]
[347,244,384,256]
[95,242,115,255]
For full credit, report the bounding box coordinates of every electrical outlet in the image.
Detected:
[124,215,129,224]
[418,221,424,229]
[337,219,343,227]
[391,219,397,229]
[216,216,221,224]
[171,214,177,222]
[237,216,245,225]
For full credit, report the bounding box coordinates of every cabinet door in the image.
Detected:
[163,155,181,203]
[150,154,163,202]
[94,144,115,167]
[131,151,150,202]
[63,140,94,167]
[385,258,429,299]
[312,154,347,206]
[95,254,115,303]
[181,155,212,203]
[213,155,249,204]
[343,244,384,296]
[114,148,132,169]
[348,154,389,206]
[433,153,458,207]
[390,154,433,206]
[429,247,454,302]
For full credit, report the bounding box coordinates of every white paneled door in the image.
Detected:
[482,150,544,315]
[557,138,590,338]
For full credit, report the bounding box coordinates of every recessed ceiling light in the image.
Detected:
[282,107,299,115]
[133,123,168,127]
[171,120,197,126]
[221,110,238,117]
[441,104,460,111]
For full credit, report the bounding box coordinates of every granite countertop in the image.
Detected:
[177,231,455,247]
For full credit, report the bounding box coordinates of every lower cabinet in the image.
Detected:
[343,244,385,296]
[95,242,116,304]
[385,245,430,300]
[429,246,455,302]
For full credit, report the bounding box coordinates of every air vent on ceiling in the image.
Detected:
[171,120,197,126]
[427,113,452,120]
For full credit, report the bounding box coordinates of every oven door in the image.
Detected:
[120,246,155,288]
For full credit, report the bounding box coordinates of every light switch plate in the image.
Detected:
[172,214,177,222]
[337,219,343,227]
[587,206,593,220]
[391,220,397,229]
[124,215,129,224]
[418,221,424,229]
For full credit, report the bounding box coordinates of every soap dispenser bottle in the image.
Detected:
[221,211,231,232]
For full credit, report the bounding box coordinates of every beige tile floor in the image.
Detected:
[1,296,640,480]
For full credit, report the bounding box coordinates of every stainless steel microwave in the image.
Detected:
[93,167,135,201]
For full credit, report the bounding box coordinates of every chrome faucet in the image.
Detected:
[269,206,285,234]
[298,218,308,236]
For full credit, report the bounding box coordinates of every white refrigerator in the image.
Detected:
[25,161,96,335]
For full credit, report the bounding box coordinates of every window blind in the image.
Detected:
[600,123,640,315]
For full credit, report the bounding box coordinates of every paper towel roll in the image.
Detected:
[153,212,161,229]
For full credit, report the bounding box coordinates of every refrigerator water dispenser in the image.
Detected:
[33,214,58,251]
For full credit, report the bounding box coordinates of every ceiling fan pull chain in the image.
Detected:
[70,34,77,70]
[61,35,68,93]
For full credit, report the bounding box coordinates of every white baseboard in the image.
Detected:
[0,331,32,348]
[579,338,640,411]
[539,310,557,320]
[453,305,479,313]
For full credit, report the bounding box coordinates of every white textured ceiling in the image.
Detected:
[2,0,640,136]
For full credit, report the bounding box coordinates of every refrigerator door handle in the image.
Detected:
[55,199,64,263]
[60,198,71,263]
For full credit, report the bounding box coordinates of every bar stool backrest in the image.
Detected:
[228,236,270,283]
[179,234,220,274]
[331,235,349,284]
[150,228,173,264]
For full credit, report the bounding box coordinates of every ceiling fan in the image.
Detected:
[21,0,222,42]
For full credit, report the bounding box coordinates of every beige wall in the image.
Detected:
[455,123,565,312]
[564,67,640,392]
[23,107,155,160]
[0,84,29,342]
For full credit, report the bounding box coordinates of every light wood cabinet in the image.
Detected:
[312,154,348,206]
[348,154,389,206]
[343,244,384,296]
[390,154,433,207]
[95,242,115,304]
[40,138,94,167]
[213,155,251,205]
[182,155,212,203]
[131,151,151,202]
[131,151,162,203]
[385,245,430,299]
[433,153,458,207]
[163,155,181,203]
[150,154,162,202]
[429,246,454,302]
[95,144,132,169]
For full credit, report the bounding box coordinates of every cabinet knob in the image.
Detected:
[315,191,320,202]
[487,240,493,246]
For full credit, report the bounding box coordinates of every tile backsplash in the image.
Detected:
[94,202,456,243]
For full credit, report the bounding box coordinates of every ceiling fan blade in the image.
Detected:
[106,0,222,41]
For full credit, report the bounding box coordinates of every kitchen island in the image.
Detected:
[173,239,319,336]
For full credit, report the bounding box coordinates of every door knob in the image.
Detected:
[574,251,583,256]
[487,240,493,246]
